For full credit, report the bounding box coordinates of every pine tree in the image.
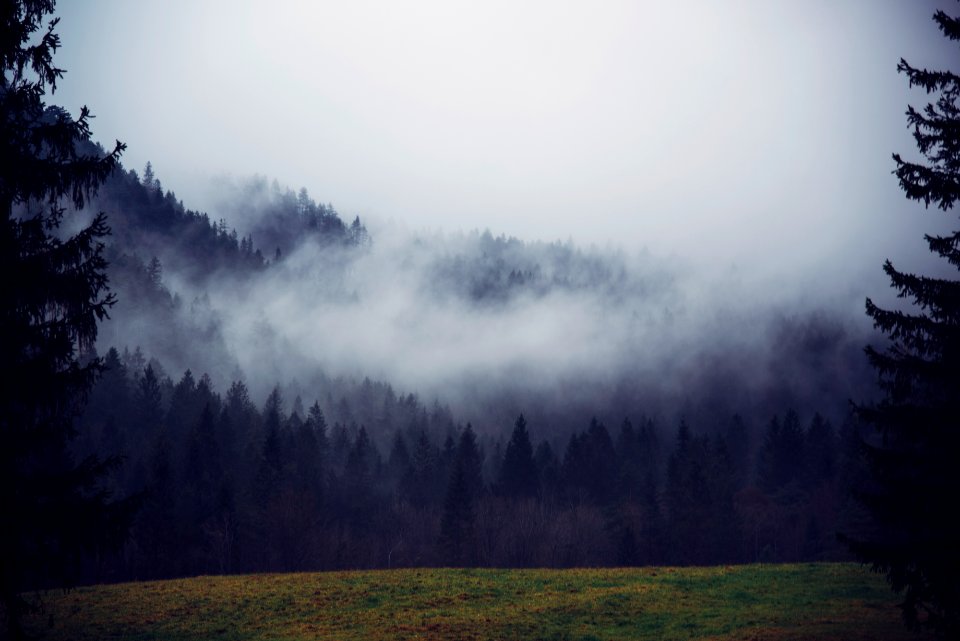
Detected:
[405,429,441,507]
[439,464,473,565]
[845,6,960,636]
[584,417,616,504]
[141,161,156,191]
[183,403,221,526]
[757,410,805,495]
[295,402,326,504]
[497,414,539,499]
[440,425,483,565]
[0,2,136,635]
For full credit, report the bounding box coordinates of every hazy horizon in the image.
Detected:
[53,1,957,284]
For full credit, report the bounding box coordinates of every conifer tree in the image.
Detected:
[141,161,155,190]
[405,429,440,507]
[183,403,221,524]
[497,414,539,499]
[1,2,135,636]
[846,6,960,636]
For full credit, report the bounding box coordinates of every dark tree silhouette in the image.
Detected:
[757,410,804,494]
[439,424,483,564]
[497,414,539,499]
[439,463,473,565]
[0,2,136,635]
[141,161,156,191]
[845,6,960,636]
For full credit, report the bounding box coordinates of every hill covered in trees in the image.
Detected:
[84,149,878,433]
[48,142,884,582]
[77,348,863,578]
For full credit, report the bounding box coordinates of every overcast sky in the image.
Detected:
[53,1,956,282]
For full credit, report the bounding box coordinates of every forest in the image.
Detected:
[3,0,959,639]
[58,156,867,581]
[76,344,862,578]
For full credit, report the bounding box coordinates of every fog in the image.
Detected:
[91,174,880,438]
[52,1,959,435]
[54,1,956,270]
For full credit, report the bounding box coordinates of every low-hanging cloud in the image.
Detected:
[98,177,882,439]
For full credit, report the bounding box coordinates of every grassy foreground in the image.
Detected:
[22,563,925,641]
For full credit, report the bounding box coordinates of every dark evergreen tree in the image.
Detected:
[615,417,641,500]
[439,462,473,565]
[387,430,412,488]
[146,255,162,286]
[455,424,484,499]
[183,403,221,530]
[665,421,711,564]
[560,431,590,502]
[584,417,616,504]
[224,379,257,485]
[343,426,376,525]
[803,413,836,487]
[707,434,742,562]
[439,426,483,566]
[441,432,457,478]
[497,414,539,499]
[405,429,441,508]
[141,161,156,190]
[139,430,177,577]
[294,402,325,504]
[166,369,199,443]
[757,411,805,495]
[845,6,960,635]
[534,439,559,500]
[329,422,351,475]
[724,414,752,488]
[0,2,136,635]
[224,380,256,437]
[135,364,164,435]
[253,403,284,508]
[86,347,130,428]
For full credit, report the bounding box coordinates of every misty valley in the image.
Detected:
[5,1,960,639]
[68,156,874,577]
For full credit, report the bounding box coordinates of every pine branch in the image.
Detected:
[893,154,960,210]
[882,260,960,322]
[926,231,960,267]
[934,9,960,42]
[898,58,960,95]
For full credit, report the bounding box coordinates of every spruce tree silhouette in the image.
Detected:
[439,424,483,565]
[844,5,960,637]
[497,414,539,499]
[0,2,136,637]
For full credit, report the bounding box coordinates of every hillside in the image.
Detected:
[21,564,924,641]
[60,153,886,582]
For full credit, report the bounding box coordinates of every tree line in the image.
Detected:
[4,0,958,637]
[72,347,866,581]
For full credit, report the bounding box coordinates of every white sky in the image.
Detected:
[53,1,956,280]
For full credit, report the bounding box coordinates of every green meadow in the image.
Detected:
[21,564,926,640]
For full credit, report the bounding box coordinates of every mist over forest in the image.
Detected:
[42,147,883,575]
[91,159,880,441]
[7,3,959,637]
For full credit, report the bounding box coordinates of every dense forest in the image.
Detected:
[12,121,878,583]
[33,148,870,581]
[85,151,879,432]
[76,344,864,579]
[6,1,958,636]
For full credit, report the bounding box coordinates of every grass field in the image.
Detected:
[21,563,927,640]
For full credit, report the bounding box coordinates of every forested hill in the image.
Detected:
[83,148,370,284]
[76,136,372,378]
[76,123,877,434]
[61,120,881,586]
